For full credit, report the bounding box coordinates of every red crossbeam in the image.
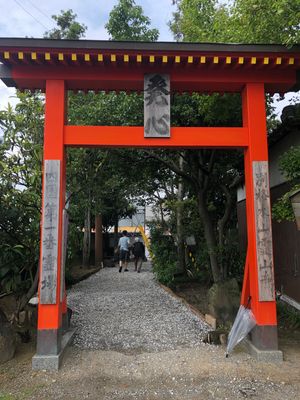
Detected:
[64,126,249,148]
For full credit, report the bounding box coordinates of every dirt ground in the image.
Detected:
[1,275,300,400]
[0,332,300,400]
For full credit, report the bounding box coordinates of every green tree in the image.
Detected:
[62,0,160,267]
[170,0,300,45]
[228,0,300,45]
[105,0,159,41]
[165,0,300,284]
[0,93,44,305]
[0,10,87,307]
[273,146,300,221]
[44,9,87,39]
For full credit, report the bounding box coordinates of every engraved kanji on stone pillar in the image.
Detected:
[144,74,170,137]
[253,161,275,301]
[40,160,60,304]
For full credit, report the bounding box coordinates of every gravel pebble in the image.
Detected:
[68,262,210,352]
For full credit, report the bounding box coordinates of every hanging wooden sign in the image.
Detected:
[144,73,170,137]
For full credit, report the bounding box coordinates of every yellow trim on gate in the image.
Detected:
[18,52,24,60]
[58,53,64,61]
[31,52,37,60]
[124,54,129,62]
[45,53,51,61]
[71,54,77,61]
[263,57,269,64]
[4,51,10,59]
[213,56,219,64]
[238,57,244,64]
[288,57,294,65]
[84,54,90,62]
[111,54,116,62]
[251,57,256,64]
[149,55,155,63]
[200,56,206,63]
[188,56,193,63]
[276,57,282,65]
[137,54,142,62]
[98,54,103,62]
[162,55,168,63]
[226,56,231,64]
[175,55,181,63]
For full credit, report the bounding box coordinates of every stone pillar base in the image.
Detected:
[243,324,283,362]
[243,339,283,362]
[32,328,76,370]
[36,328,62,355]
[250,325,279,350]
[62,307,72,332]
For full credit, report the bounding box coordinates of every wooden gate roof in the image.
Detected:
[0,38,299,94]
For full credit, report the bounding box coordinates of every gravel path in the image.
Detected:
[68,262,210,353]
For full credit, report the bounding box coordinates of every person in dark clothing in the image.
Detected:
[132,237,145,273]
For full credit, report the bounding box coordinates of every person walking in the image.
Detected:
[132,237,145,273]
[118,230,130,273]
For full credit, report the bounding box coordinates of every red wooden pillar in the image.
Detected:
[61,209,69,330]
[242,83,278,350]
[35,80,66,359]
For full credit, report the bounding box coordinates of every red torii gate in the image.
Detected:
[0,38,299,369]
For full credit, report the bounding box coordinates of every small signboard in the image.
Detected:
[144,74,170,137]
[186,235,196,246]
[40,160,60,304]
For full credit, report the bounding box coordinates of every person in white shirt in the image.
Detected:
[118,230,130,273]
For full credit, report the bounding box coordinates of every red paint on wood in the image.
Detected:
[242,83,277,326]
[10,64,297,93]
[64,126,249,148]
[38,80,66,330]
[241,249,250,307]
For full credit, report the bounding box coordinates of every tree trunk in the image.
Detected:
[95,214,103,267]
[177,155,186,272]
[197,191,222,283]
[82,205,91,268]
[17,266,39,313]
[113,217,119,250]
[218,185,233,280]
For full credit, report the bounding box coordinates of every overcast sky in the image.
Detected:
[0,0,298,115]
[0,0,175,109]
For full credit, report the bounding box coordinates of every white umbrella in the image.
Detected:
[226,305,256,357]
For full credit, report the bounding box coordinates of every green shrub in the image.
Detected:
[277,301,300,330]
[150,225,178,287]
